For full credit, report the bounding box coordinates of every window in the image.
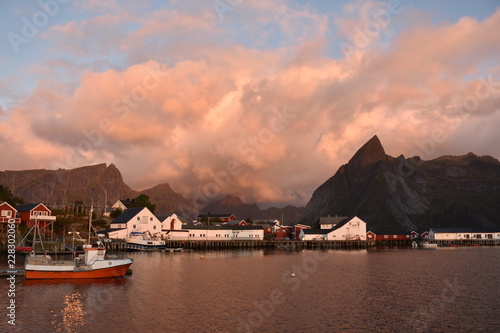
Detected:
[1,210,11,217]
[153,226,157,230]
[137,217,140,220]
[150,217,153,221]
[133,225,136,229]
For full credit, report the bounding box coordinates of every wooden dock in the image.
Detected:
[163,240,376,250]
[426,239,500,247]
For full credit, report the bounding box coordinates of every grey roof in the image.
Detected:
[111,207,147,223]
[430,227,500,233]
[302,228,331,235]
[182,225,264,231]
[16,203,43,212]
[197,213,235,218]
[96,228,126,234]
[118,199,135,208]
[302,217,353,235]
[319,216,348,225]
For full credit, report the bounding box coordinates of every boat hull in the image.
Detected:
[127,242,166,251]
[25,263,132,279]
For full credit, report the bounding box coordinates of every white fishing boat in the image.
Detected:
[24,245,133,279]
[24,206,133,279]
[418,241,438,248]
[126,231,166,251]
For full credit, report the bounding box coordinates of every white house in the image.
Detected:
[428,228,500,240]
[319,216,348,229]
[103,207,162,239]
[160,213,183,231]
[300,216,367,241]
[111,199,136,211]
[163,224,264,241]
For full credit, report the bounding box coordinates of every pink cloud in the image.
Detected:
[2,4,500,208]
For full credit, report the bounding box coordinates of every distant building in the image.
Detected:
[111,199,136,211]
[158,213,183,231]
[374,234,411,241]
[319,215,348,229]
[101,207,162,239]
[196,213,236,223]
[0,202,21,233]
[300,216,366,241]
[163,223,264,241]
[16,203,56,229]
[428,228,500,240]
[224,220,248,226]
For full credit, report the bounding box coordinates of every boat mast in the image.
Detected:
[88,200,93,245]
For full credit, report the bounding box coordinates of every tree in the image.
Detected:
[110,208,123,219]
[0,184,23,206]
[134,194,156,214]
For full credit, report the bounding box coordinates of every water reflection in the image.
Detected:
[51,291,85,333]
[23,277,127,287]
[21,278,127,332]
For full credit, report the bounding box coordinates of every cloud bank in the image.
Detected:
[1,0,499,207]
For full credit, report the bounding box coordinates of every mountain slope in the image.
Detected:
[0,163,198,220]
[301,135,500,233]
[205,195,304,224]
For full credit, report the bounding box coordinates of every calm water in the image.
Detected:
[1,247,500,333]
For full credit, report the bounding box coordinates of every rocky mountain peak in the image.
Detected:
[347,135,387,169]
[218,195,246,207]
[301,135,500,233]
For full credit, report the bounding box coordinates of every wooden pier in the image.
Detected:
[163,240,376,250]
[426,239,500,247]
[14,238,499,254]
[103,240,128,251]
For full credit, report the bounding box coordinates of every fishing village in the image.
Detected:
[2,196,500,279]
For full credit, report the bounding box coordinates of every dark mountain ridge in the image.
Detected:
[300,135,500,233]
[204,195,304,224]
[0,163,198,220]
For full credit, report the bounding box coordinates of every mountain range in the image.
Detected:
[0,163,301,223]
[1,135,499,232]
[300,135,500,233]
[0,163,197,221]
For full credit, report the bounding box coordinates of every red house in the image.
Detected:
[375,234,411,240]
[197,213,236,223]
[225,220,248,226]
[366,231,376,240]
[294,224,311,240]
[275,226,293,240]
[421,231,429,239]
[0,202,21,232]
[16,203,56,230]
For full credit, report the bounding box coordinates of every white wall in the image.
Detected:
[161,213,183,230]
[300,232,325,241]
[326,216,367,241]
[299,217,367,241]
[163,227,264,241]
[108,208,162,239]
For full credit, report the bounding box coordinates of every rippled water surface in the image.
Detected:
[1,247,500,332]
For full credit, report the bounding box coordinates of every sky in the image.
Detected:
[0,0,499,209]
